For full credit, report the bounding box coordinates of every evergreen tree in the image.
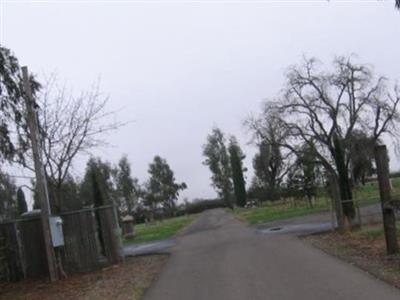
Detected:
[0,170,17,220]
[16,187,27,215]
[203,127,233,208]
[144,156,186,218]
[114,155,141,215]
[48,175,82,212]
[228,137,247,207]
[0,46,40,162]
[79,157,115,255]
[80,157,116,207]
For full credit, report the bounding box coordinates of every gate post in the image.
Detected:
[375,145,399,254]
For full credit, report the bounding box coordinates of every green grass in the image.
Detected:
[354,177,400,206]
[234,177,400,225]
[124,215,195,245]
[358,222,400,240]
[359,225,385,240]
[233,199,329,225]
[386,268,400,276]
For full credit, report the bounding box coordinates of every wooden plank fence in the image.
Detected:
[0,205,123,282]
[61,210,100,273]
[0,222,26,281]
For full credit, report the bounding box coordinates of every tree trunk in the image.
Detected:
[333,135,356,222]
[226,196,234,210]
[126,197,133,216]
[361,174,366,186]
[375,145,399,255]
[307,195,313,208]
[54,184,63,213]
[328,173,345,232]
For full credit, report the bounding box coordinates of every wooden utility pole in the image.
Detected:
[374,145,399,255]
[22,66,59,281]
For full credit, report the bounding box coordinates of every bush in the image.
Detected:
[182,199,227,215]
[247,183,281,203]
[390,171,400,178]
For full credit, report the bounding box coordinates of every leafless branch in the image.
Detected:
[22,74,125,209]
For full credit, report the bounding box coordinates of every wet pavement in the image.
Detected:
[256,221,334,236]
[123,239,175,257]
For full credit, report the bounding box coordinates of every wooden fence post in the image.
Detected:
[113,205,125,264]
[374,145,399,254]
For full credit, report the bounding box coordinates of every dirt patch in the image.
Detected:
[303,225,400,289]
[0,255,168,300]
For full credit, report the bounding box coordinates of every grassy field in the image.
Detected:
[124,215,195,245]
[233,199,329,225]
[122,178,400,242]
[234,177,400,225]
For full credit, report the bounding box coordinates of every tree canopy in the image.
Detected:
[228,136,247,207]
[16,187,28,215]
[247,114,292,201]
[249,56,400,221]
[203,127,234,207]
[114,155,141,215]
[80,157,116,207]
[0,46,40,162]
[144,156,187,217]
[0,170,17,221]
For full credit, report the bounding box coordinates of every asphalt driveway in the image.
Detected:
[143,208,400,300]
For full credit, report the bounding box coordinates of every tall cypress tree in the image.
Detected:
[16,187,27,215]
[228,137,247,207]
[80,157,114,207]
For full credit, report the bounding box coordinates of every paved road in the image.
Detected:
[143,208,400,300]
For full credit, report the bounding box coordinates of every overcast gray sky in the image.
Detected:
[1,0,400,202]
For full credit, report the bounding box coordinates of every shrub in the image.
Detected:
[182,199,227,215]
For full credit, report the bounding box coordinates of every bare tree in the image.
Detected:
[249,56,400,224]
[23,76,123,211]
[246,114,293,201]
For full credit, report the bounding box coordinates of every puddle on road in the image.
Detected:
[124,240,175,257]
[269,227,283,232]
[257,222,334,235]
